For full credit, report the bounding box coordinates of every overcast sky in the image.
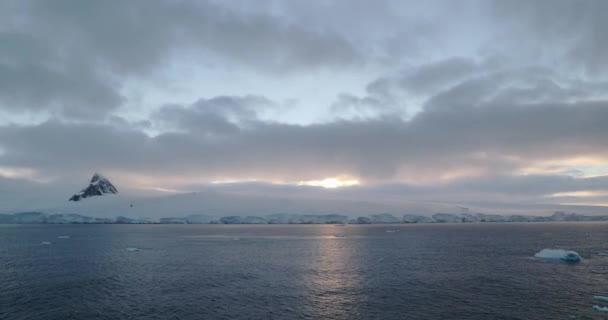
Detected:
[2,0,608,213]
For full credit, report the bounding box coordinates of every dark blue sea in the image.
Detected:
[2,223,608,320]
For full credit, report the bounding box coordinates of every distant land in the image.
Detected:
[3,173,608,224]
[2,211,607,225]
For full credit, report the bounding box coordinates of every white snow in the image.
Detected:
[593,296,608,302]
[593,305,608,312]
[125,247,140,252]
[534,249,581,261]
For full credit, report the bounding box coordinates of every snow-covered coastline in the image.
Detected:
[2,211,608,225]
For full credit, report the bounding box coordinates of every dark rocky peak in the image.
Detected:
[69,173,118,201]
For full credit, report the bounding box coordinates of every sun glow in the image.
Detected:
[0,166,49,182]
[547,190,608,198]
[518,157,608,177]
[297,177,360,189]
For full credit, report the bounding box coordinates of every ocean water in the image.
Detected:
[1,223,608,320]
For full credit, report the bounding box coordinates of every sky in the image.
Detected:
[2,0,608,214]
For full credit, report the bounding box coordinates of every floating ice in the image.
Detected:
[597,252,608,256]
[534,249,581,262]
[125,247,140,252]
[57,235,70,239]
[385,229,398,233]
[334,232,346,237]
[593,305,608,312]
[232,237,240,241]
[41,241,51,245]
[593,296,608,302]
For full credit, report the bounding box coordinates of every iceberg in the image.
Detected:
[593,305,608,312]
[534,249,582,262]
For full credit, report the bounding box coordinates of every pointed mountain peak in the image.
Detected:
[91,172,104,182]
[90,173,111,185]
[69,173,119,201]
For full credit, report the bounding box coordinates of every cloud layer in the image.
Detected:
[2,0,608,212]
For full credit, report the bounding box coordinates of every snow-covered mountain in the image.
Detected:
[68,173,118,201]
[4,175,608,220]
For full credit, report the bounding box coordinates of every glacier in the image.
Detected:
[402,214,434,223]
[370,213,400,224]
[3,210,608,225]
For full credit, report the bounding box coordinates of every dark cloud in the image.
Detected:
[488,0,608,75]
[2,94,608,186]
[329,52,608,121]
[329,57,480,118]
[23,0,362,73]
[329,94,402,120]
[153,96,274,134]
[0,32,124,117]
[0,0,361,118]
[399,57,478,94]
